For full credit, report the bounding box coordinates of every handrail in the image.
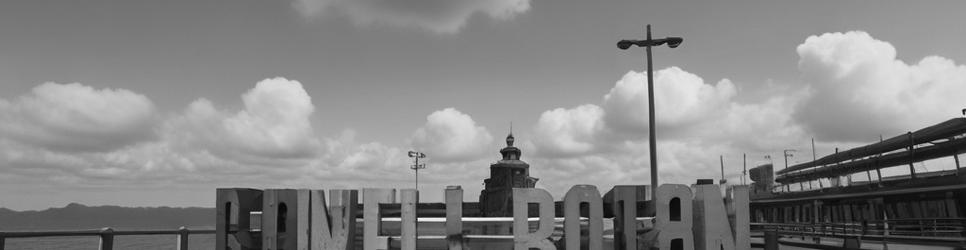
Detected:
[751,220,966,245]
[0,226,215,250]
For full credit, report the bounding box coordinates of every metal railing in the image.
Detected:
[751,218,966,245]
[0,226,214,250]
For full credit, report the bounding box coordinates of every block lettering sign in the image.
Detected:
[400,189,419,250]
[692,184,736,250]
[214,185,751,250]
[216,188,263,250]
[726,186,751,250]
[445,186,464,250]
[653,184,694,250]
[563,185,603,250]
[309,190,357,250]
[607,185,646,250]
[363,189,395,250]
[262,189,311,250]
[513,188,556,250]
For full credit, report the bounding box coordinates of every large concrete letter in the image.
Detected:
[217,188,263,250]
[564,185,603,250]
[310,189,358,250]
[513,188,556,250]
[653,184,694,250]
[604,185,647,250]
[400,189,418,250]
[692,184,736,250]
[445,186,464,250]
[363,189,395,250]
[726,186,750,250]
[263,189,311,250]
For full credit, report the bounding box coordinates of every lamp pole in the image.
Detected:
[408,151,426,190]
[783,149,795,192]
[783,149,796,170]
[618,24,682,215]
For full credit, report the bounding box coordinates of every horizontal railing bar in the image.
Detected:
[0,230,104,238]
[114,229,215,236]
[0,228,214,238]
[385,235,516,240]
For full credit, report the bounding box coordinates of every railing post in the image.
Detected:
[882,218,889,250]
[1,233,6,250]
[99,227,114,250]
[177,226,190,250]
[763,226,779,250]
[954,153,961,176]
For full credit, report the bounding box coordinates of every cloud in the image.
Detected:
[0,79,501,207]
[165,77,321,161]
[795,31,966,141]
[531,104,604,157]
[292,0,531,33]
[5,31,963,209]
[410,108,494,162]
[528,67,808,198]
[532,68,743,157]
[0,82,157,152]
[0,78,330,190]
[602,68,737,136]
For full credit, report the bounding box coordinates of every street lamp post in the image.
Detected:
[783,149,796,170]
[783,149,795,192]
[618,25,682,214]
[408,151,426,190]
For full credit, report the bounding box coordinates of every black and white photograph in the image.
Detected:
[1,0,965,249]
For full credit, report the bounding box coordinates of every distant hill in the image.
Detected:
[0,203,214,231]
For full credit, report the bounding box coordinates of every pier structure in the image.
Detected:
[748,117,966,247]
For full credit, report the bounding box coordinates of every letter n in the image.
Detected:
[310,189,358,250]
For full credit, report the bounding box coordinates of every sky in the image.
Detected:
[1,0,965,210]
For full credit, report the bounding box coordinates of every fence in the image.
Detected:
[0,227,214,250]
[750,217,966,246]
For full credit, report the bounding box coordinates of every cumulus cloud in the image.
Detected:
[0,82,156,152]
[165,77,321,161]
[292,0,531,33]
[531,104,604,157]
[0,78,330,189]
[795,31,966,141]
[602,68,737,136]
[528,67,808,197]
[6,31,963,208]
[533,68,743,157]
[410,108,494,162]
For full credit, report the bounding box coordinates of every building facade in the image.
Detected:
[479,133,539,217]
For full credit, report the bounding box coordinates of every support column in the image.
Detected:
[908,132,917,179]
[954,153,961,176]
